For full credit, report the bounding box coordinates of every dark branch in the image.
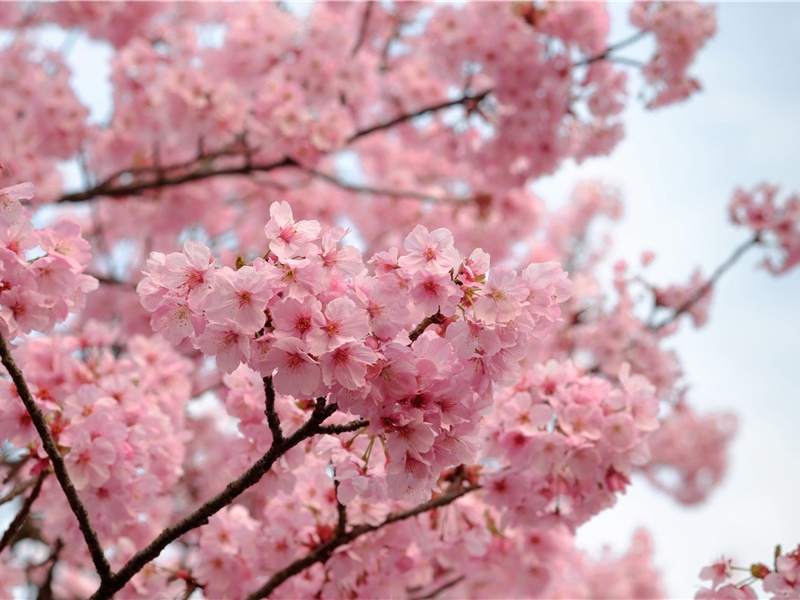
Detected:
[333,477,347,537]
[36,537,64,600]
[351,1,374,57]
[409,312,445,343]
[0,470,45,553]
[317,418,369,436]
[348,89,492,144]
[56,91,492,205]
[410,575,466,600]
[263,376,284,444]
[0,333,111,581]
[246,480,479,600]
[575,30,648,67]
[90,396,339,599]
[56,157,297,203]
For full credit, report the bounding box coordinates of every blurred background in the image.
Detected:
[535,3,800,597]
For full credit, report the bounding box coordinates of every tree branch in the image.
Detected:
[348,89,492,144]
[0,470,46,554]
[409,312,445,343]
[56,157,298,203]
[651,234,760,331]
[317,418,369,436]
[0,333,111,581]
[351,1,374,57]
[89,397,339,599]
[409,575,466,600]
[56,91,492,205]
[263,376,284,444]
[575,30,648,67]
[246,479,480,600]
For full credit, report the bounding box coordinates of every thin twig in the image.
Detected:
[0,470,46,553]
[348,90,492,144]
[651,234,760,331]
[575,31,648,67]
[0,476,38,506]
[36,537,64,600]
[351,1,374,56]
[410,575,466,600]
[0,333,112,581]
[246,480,480,600]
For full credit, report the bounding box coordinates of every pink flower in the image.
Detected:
[194,321,251,373]
[271,296,324,341]
[264,201,321,260]
[306,297,369,355]
[64,430,118,491]
[474,266,528,324]
[409,271,463,317]
[202,265,272,333]
[319,341,376,390]
[262,337,321,397]
[399,224,461,274]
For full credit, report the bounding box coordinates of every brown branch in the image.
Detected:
[575,30,648,67]
[0,333,112,581]
[56,157,297,203]
[317,418,369,436]
[410,575,466,600]
[651,234,760,331]
[348,89,492,144]
[263,376,284,444]
[0,470,46,554]
[36,537,64,600]
[56,90,491,205]
[351,1,374,57]
[245,480,480,600]
[89,397,339,599]
[409,312,445,343]
[0,475,39,506]
[333,477,347,537]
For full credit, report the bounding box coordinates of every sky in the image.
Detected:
[534,3,800,597]
[3,3,800,598]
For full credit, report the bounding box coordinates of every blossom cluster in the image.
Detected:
[139,200,573,501]
[630,1,717,108]
[0,323,193,590]
[482,360,659,530]
[0,182,97,339]
[729,184,800,275]
[695,546,800,599]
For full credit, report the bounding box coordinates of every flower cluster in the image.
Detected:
[139,201,573,501]
[0,182,97,339]
[482,361,660,530]
[729,184,800,275]
[630,1,717,108]
[695,546,800,599]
